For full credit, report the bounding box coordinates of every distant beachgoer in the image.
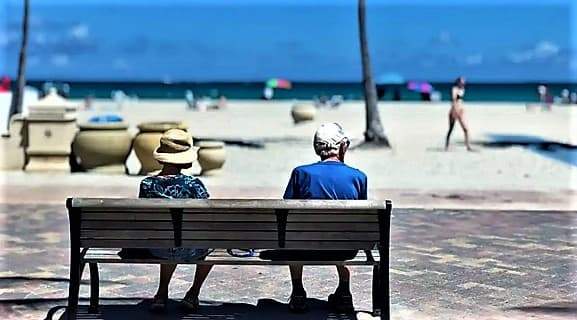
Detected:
[185,90,196,110]
[127,129,213,313]
[0,76,10,92]
[537,85,547,103]
[83,95,94,110]
[217,95,227,109]
[393,87,401,101]
[445,76,472,151]
[561,89,570,104]
[570,92,577,104]
[262,87,274,100]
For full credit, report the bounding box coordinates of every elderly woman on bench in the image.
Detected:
[138,129,212,313]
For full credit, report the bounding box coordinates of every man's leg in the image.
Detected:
[335,265,351,294]
[288,264,308,313]
[329,265,354,313]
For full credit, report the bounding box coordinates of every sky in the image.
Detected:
[1,0,576,82]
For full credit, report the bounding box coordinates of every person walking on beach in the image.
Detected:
[445,76,472,151]
[260,123,367,314]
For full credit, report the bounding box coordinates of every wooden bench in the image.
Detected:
[66,198,392,319]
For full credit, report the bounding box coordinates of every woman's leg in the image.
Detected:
[289,264,306,295]
[155,264,177,299]
[456,114,472,150]
[184,265,213,300]
[445,114,456,150]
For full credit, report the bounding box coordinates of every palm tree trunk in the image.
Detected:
[7,0,29,131]
[358,0,390,147]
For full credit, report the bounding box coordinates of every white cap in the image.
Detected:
[313,122,348,155]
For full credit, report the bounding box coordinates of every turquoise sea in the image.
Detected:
[26,81,577,103]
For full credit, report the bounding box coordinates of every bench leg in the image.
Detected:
[372,264,382,317]
[380,261,390,320]
[67,257,83,319]
[88,263,100,313]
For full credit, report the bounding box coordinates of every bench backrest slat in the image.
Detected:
[70,199,390,251]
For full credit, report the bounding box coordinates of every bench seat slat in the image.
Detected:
[81,230,280,240]
[81,248,381,265]
[286,231,379,241]
[80,221,380,232]
[287,215,378,223]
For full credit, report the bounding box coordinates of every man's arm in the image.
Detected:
[359,175,368,200]
[283,169,299,200]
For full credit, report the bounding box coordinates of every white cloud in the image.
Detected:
[508,41,561,64]
[51,54,70,67]
[69,24,89,40]
[533,41,559,58]
[464,54,483,66]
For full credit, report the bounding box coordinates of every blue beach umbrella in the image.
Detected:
[376,72,405,85]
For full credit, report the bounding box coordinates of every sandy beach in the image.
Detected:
[1,100,575,209]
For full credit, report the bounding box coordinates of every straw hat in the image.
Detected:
[153,129,198,165]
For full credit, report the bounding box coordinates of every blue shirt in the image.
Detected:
[283,161,368,200]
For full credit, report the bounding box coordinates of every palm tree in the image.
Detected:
[358,0,390,147]
[7,0,30,131]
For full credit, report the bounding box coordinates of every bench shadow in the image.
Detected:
[51,298,366,320]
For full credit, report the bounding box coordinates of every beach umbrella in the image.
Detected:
[407,81,433,93]
[376,72,405,85]
[266,78,292,89]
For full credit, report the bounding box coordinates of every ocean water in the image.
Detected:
[26,81,577,102]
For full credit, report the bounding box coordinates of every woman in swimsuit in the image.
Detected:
[445,76,472,151]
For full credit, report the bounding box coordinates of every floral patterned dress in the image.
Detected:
[139,174,211,261]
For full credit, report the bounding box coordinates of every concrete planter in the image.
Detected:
[291,103,316,123]
[196,141,226,176]
[133,121,188,175]
[0,115,25,170]
[24,89,78,172]
[72,122,132,173]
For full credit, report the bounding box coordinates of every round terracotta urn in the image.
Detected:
[196,141,226,176]
[133,121,188,175]
[291,103,316,124]
[72,122,132,173]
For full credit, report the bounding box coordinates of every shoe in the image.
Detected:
[149,295,167,313]
[328,292,354,314]
[180,295,200,313]
[288,292,308,313]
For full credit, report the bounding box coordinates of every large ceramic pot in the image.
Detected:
[291,103,316,124]
[196,141,226,176]
[72,122,132,173]
[133,121,188,174]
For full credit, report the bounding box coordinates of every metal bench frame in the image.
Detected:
[66,198,392,319]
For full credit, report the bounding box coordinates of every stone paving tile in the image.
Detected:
[0,204,575,319]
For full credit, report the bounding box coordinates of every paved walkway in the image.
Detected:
[1,204,575,319]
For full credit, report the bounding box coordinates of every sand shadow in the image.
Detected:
[505,301,577,315]
[482,134,577,167]
[50,298,367,320]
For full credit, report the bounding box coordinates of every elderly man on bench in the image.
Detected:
[260,122,368,313]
